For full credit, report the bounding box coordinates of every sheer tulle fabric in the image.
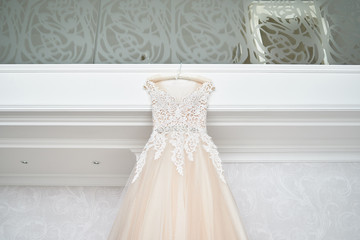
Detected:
[107,139,249,240]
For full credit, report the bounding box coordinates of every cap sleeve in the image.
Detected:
[205,81,215,94]
[143,79,154,95]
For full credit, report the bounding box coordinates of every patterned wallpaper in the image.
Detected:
[0,0,359,64]
[1,163,360,240]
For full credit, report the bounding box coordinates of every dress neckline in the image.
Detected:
[147,79,211,104]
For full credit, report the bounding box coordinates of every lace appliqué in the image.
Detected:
[168,131,201,175]
[131,131,226,184]
[131,79,226,184]
[169,131,186,175]
[200,133,226,183]
[131,133,154,184]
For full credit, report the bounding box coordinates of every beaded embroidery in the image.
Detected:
[131,79,226,184]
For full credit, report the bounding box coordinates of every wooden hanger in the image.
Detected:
[148,63,211,84]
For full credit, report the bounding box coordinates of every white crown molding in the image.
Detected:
[1,104,360,111]
[0,174,129,187]
[1,63,360,74]
[1,138,358,149]
[0,138,145,149]
[1,108,360,126]
[218,148,360,163]
[1,64,359,112]
[1,64,359,186]
[1,138,359,163]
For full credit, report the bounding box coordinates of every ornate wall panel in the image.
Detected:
[0,0,28,63]
[0,0,100,64]
[170,0,248,63]
[1,163,360,239]
[248,1,325,64]
[0,0,359,63]
[318,0,360,64]
[95,0,171,63]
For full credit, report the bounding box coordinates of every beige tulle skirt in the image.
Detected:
[107,139,249,240]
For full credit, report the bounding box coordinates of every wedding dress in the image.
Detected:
[107,78,249,240]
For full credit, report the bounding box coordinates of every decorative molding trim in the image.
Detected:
[0,138,358,149]
[1,105,360,111]
[0,174,129,187]
[1,146,360,187]
[1,64,359,186]
[1,109,359,126]
[2,138,358,163]
[1,64,360,74]
[0,138,145,149]
[218,147,360,163]
[1,64,359,111]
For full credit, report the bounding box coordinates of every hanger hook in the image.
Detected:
[176,62,182,80]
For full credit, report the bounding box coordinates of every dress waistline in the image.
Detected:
[154,125,206,133]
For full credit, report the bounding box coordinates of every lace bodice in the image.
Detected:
[131,79,226,184]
